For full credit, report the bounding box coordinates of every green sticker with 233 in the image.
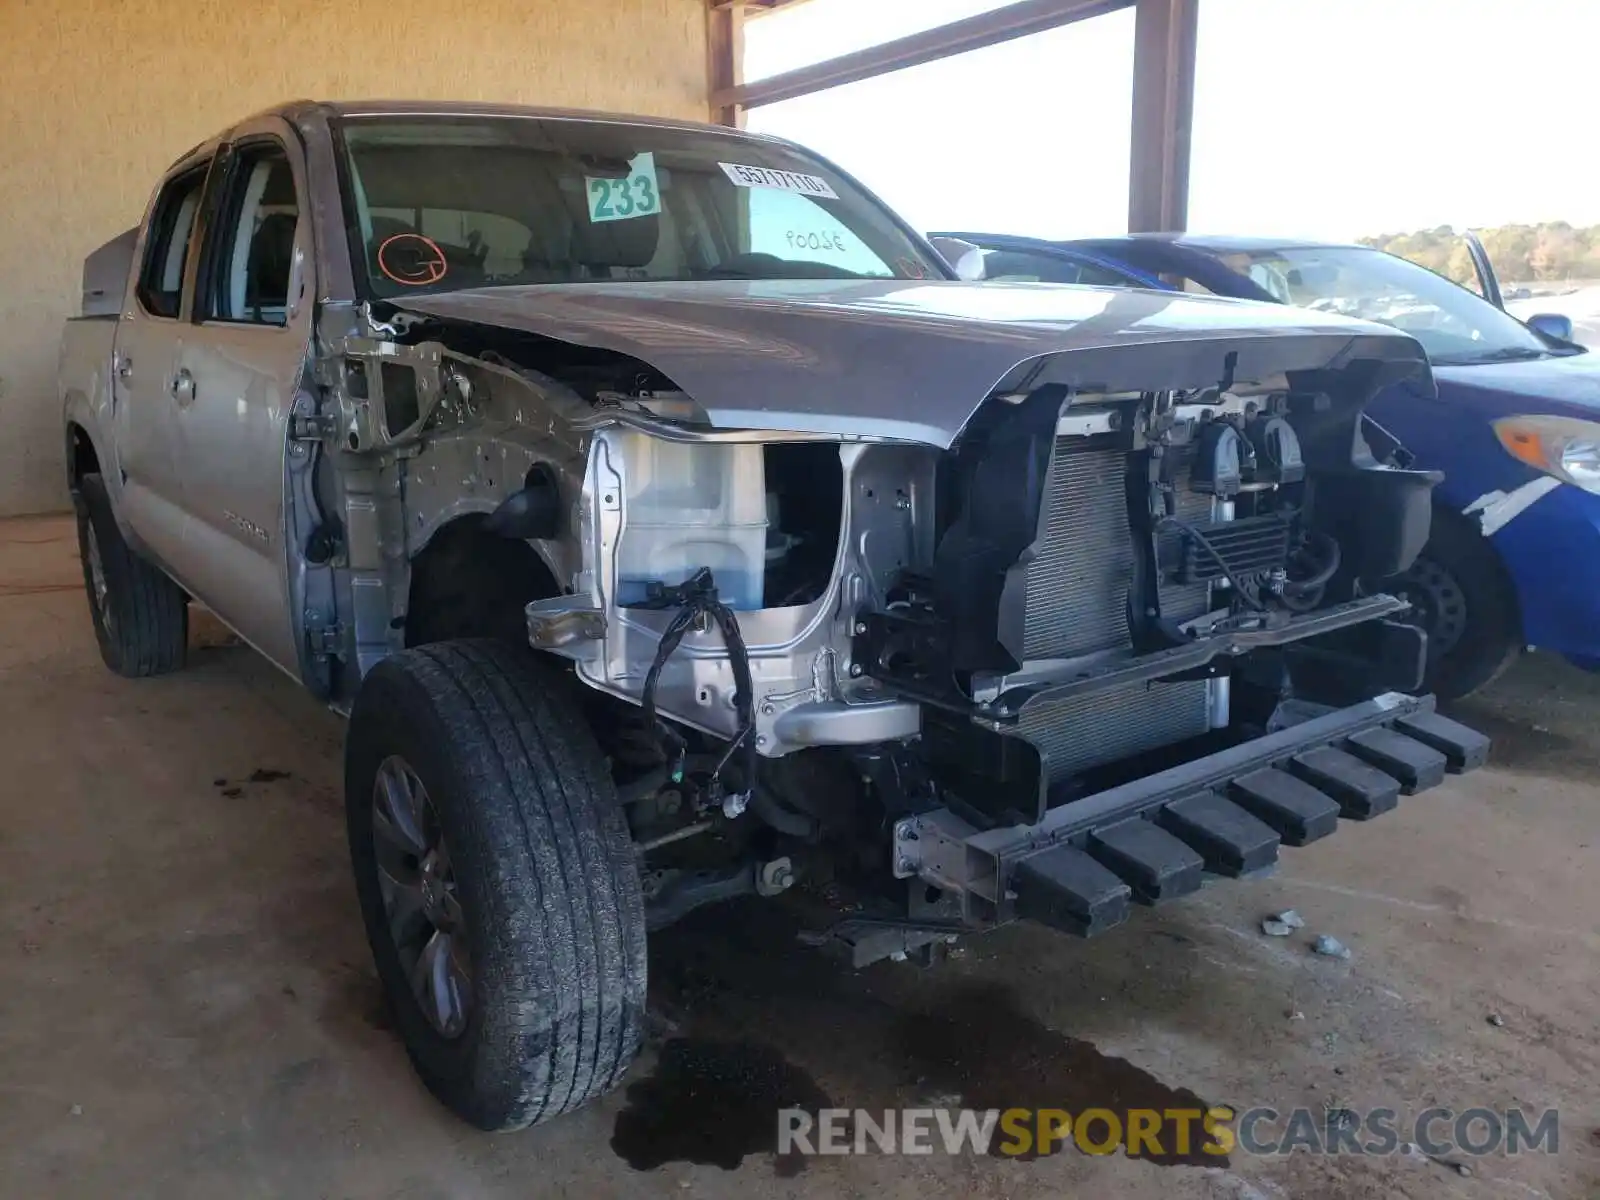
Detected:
[586,153,660,224]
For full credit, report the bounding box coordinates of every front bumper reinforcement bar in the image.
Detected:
[891,691,1488,937]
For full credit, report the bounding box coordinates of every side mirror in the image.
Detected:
[1526,312,1574,342]
[928,236,986,281]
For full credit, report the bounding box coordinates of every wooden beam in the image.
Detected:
[711,0,1133,111]
[1127,0,1198,232]
[712,0,815,14]
[707,1,747,127]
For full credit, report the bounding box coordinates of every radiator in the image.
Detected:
[1017,439,1212,781]
[1017,676,1213,781]
[1021,443,1133,661]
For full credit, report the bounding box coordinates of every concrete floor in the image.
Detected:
[1,513,1597,1200]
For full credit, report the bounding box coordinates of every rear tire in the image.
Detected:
[1396,507,1521,700]
[74,473,187,677]
[345,639,646,1131]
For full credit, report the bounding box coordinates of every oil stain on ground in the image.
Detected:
[617,900,1227,1172]
[893,983,1228,1167]
[611,1038,831,1175]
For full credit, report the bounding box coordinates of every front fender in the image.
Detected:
[1486,481,1600,657]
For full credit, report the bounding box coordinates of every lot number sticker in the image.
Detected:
[587,153,661,223]
[718,162,839,200]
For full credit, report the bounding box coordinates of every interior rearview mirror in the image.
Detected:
[928,236,986,282]
[1526,312,1575,343]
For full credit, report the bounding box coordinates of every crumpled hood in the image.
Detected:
[402,278,1431,448]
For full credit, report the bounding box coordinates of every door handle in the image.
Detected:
[286,245,307,321]
[171,368,196,407]
[114,354,132,380]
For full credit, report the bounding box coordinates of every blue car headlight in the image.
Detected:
[1493,415,1600,493]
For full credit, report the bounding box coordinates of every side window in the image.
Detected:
[1073,260,1144,288]
[1246,262,1293,303]
[137,167,208,318]
[745,190,893,276]
[203,143,300,326]
[979,248,1136,287]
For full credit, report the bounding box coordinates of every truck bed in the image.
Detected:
[59,315,118,419]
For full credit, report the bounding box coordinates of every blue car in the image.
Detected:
[936,231,1599,698]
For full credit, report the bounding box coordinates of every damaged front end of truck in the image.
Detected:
[302,281,1489,964]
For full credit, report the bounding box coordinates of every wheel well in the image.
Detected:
[405,516,562,648]
[1430,501,1521,612]
[67,424,100,491]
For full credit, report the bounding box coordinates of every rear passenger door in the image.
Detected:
[170,117,313,675]
[112,155,215,567]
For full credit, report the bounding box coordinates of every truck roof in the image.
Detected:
[271,98,775,139]
[169,99,787,170]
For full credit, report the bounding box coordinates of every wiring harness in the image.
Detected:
[637,568,758,816]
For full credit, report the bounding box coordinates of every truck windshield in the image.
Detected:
[334,116,943,298]
[1202,245,1553,366]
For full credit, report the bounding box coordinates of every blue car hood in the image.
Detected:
[1435,351,1600,416]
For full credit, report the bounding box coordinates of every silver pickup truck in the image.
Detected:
[60,100,1488,1133]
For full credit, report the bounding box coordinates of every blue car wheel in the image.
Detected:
[1395,509,1522,700]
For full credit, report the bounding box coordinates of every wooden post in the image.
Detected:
[1128,0,1198,233]
[708,1,747,128]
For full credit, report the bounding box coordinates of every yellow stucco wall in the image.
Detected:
[0,0,711,515]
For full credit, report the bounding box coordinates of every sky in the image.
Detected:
[745,0,1600,242]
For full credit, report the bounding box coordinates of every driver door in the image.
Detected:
[1462,231,1504,309]
[168,117,313,675]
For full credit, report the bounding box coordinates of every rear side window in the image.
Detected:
[138,166,209,318]
[202,143,301,326]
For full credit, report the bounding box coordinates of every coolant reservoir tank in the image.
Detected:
[613,433,769,610]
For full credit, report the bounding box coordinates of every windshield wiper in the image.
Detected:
[1439,346,1547,366]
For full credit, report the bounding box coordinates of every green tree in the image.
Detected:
[1362,222,1600,285]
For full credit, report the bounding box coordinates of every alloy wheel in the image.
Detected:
[84,521,114,637]
[371,755,473,1038]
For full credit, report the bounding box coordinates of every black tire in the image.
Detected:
[345,639,646,1131]
[1397,507,1521,700]
[74,472,187,677]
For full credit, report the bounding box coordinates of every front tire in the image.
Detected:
[345,640,647,1131]
[1396,507,1521,700]
[74,472,187,677]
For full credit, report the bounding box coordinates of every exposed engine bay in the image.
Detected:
[293,294,1479,962]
